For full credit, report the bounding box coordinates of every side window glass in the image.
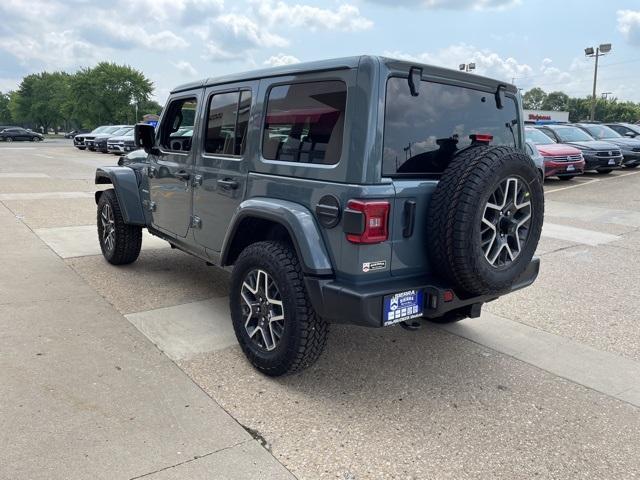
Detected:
[205,92,239,155]
[160,98,197,152]
[204,89,252,157]
[262,81,346,165]
[236,90,251,155]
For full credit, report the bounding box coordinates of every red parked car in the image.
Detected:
[525,127,585,181]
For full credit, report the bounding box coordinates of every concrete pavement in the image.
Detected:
[0,172,294,478]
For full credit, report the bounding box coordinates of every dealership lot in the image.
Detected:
[2,141,640,479]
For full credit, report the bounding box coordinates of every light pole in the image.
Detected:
[585,43,612,121]
[459,62,476,73]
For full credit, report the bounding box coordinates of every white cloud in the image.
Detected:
[617,10,640,46]
[366,0,519,9]
[264,53,300,67]
[214,14,288,48]
[253,1,373,31]
[173,61,198,77]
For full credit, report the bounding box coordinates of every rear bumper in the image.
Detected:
[305,257,540,328]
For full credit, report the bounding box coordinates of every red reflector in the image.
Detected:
[443,290,455,302]
[346,200,390,244]
[470,134,493,143]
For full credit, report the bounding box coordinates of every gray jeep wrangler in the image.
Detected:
[95,56,544,376]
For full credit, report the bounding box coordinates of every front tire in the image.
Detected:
[6,137,13,142]
[230,241,328,376]
[97,189,142,265]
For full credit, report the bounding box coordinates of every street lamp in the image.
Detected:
[459,62,476,73]
[601,92,613,100]
[585,43,612,121]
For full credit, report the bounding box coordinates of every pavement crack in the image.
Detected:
[128,439,251,480]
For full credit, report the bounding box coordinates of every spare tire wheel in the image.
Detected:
[426,145,544,296]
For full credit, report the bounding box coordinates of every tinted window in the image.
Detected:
[204,90,251,156]
[383,78,519,175]
[582,124,621,139]
[526,128,555,145]
[551,127,593,142]
[160,98,197,152]
[262,81,346,165]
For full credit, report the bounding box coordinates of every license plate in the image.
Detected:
[566,165,575,171]
[609,159,615,165]
[383,289,424,326]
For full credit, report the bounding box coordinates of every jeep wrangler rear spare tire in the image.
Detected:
[230,241,328,376]
[426,145,544,296]
[97,189,142,265]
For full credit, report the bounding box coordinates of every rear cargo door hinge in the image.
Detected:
[190,215,202,229]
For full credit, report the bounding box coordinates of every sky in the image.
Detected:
[1,0,640,104]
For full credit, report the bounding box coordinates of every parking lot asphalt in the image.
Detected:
[1,140,639,479]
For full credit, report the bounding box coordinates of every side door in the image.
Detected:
[192,82,256,252]
[148,93,201,238]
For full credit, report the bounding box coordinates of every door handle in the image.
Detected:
[217,178,239,190]
[175,170,191,181]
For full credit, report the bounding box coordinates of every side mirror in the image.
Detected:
[135,123,157,154]
[625,131,636,138]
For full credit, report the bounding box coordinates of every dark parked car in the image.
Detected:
[94,56,544,376]
[605,122,640,138]
[93,126,133,153]
[0,127,44,142]
[85,126,130,151]
[535,124,622,173]
[65,129,89,139]
[573,123,640,168]
[74,126,111,150]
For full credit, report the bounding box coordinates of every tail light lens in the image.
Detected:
[345,200,390,244]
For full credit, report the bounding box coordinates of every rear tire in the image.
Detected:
[426,145,544,296]
[97,189,142,265]
[6,137,13,142]
[230,241,328,376]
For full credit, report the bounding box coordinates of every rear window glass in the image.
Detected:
[383,77,520,175]
[262,81,346,165]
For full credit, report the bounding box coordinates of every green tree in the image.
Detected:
[9,72,72,133]
[70,62,153,127]
[523,87,547,110]
[0,92,12,124]
[542,91,569,111]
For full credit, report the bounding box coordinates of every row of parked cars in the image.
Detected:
[525,122,640,181]
[73,125,137,154]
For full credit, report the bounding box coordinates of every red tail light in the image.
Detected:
[470,134,493,143]
[346,200,390,244]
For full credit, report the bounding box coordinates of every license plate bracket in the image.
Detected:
[383,289,424,326]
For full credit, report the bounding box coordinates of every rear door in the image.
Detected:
[192,82,256,252]
[148,94,201,237]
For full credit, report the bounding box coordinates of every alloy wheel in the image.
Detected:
[480,177,532,267]
[240,269,285,351]
[100,203,116,253]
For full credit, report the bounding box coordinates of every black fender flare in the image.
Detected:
[221,198,333,276]
[95,167,146,225]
